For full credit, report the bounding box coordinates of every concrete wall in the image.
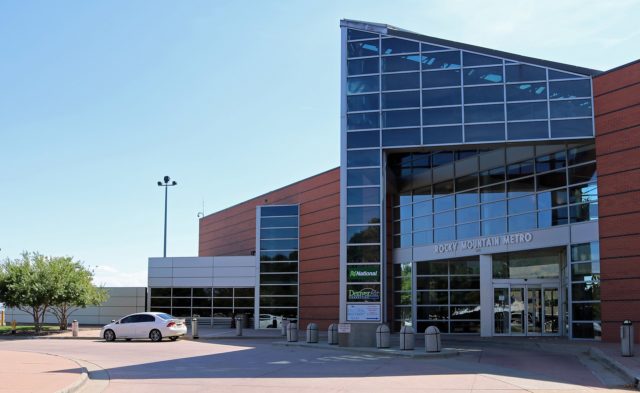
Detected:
[198,167,341,329]
[594,59,640,343]
[4,287,146,326]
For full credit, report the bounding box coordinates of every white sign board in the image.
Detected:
[338,323,351,333]
[347,304,381,321]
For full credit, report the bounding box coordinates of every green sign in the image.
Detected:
[347,265,380,282]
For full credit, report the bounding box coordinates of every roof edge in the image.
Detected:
[341,19,602,76]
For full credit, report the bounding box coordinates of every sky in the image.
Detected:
[1,0,639,286]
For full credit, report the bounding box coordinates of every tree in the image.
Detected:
[48,256,108,330]
[0,252,57,333]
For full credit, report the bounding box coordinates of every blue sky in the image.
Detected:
[1,0,638,286]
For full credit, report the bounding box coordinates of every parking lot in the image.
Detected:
[0,336,632,393]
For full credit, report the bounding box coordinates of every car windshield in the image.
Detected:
[156,313,175,320]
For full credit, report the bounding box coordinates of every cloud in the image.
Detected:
[93,264,147,287]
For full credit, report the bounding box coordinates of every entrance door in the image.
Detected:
[493,284,559,336]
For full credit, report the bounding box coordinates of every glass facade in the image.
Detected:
[149,287,255,324]
[257,205,299,328]
[570,241,601,339]
[390,143,597,248]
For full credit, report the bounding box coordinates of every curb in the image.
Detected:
[272,340,463,358]
[588,347,640,390]
[184,335,284,341]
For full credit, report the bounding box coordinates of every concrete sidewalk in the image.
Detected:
[0,350,87,393]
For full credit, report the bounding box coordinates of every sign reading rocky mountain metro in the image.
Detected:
[433,232,534,254]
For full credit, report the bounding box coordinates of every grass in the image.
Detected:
[0,325,61,335]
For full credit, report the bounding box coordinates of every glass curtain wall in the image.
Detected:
[149,287,255,325]
[390,143,597,247]
[258,205,299,328]
[392,262,412,330]
[414,257,480,333]
[571,242,601,339]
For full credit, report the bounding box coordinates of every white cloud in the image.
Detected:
[93,264,147,287]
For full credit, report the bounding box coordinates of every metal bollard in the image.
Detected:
[327,323,338,345]
[306,323,318,343]
[425,326,441,352]
[376,324,390,348]
[281,318,289,336]
[11,320,16,334]
[286,322,298,342]
[72,320,79,337]
[399,326,415,350]
[192,318,199,339]
[236,316,243,336]
[621,320,634,357]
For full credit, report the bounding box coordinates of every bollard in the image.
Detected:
[425,326,441,353]
[399,326,415,350]
[306,323,318,343]
[11,320,16,334]
[0,310,4,327]
[236,316,243,336]
[72,320,79,337]
[192,317,199,339]
[621,320,634,357]
[327,323,338,345]
[286,322,298,342]
[376,324,390,348]
[281,318,289,337]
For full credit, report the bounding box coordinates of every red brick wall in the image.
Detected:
[594,60,640,342]
[198,168,340,329]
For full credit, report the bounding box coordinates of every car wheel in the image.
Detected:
[169,336,178,341]
[104,329,116,342]
[149,329,162,342]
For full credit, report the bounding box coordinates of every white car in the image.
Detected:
[101,312,187,342]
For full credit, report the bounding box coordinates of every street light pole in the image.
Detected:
[157,176,177,258]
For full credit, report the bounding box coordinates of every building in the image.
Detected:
[147,20,640,343]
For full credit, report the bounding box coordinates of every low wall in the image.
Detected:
[4,287,146,326]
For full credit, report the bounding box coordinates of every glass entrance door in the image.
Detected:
[493,284,559,336]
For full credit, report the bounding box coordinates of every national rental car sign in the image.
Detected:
[347,265,380,282]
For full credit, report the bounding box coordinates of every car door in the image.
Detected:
[117,315,136,337]
[135,314,157,338]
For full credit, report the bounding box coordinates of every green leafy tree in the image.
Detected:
[48,256,109,330]
[0,252,57,332]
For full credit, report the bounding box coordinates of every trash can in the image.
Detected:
[235,316,243,336]
[191,317,199,339]
[72,320,79,337]
[327,323,338,345]
[399,326,414,350]
[306,323,318,343]
[281,318,289,336]
[621,320,634,357]
[425,326,441,352]
[376,324,390,348]
[286,322,298,342]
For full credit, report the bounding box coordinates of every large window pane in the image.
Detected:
[463,66,503,85]
[260,228,298,239]
[260,216,298,228]
[382,128,421,146]
[465,104,504,123]
[422,69,461,88]
[423,107,462,125]
[382,54,421,72]
[507,121,548,140]
[464,85,503,104]
[347,75,379,94]
[382,38,419,54]
[347,168,380,186]
[347,29,378,41]
[481,201,506,219]
[421,51,461,70]
[382,72,420,90]
[505,64,546,82]
[549,79,591,99]
[347,206,380,224]
[260,239,298,250]
[382,91,420,109]
[347,130,379,148]
[422,88,461,106]
[347,187,380,205]
[506,82,547,101]
[348,40,379,58]
[507,102,548,121]
[550,99,592,118]
[347,94,379,112]
[508,212,537,231]
[568,163,596,184]
[465,123,505,142]
[463,52,501,66]
[347,112,379,130]
[382,109,420,127]
[348,57,379,75]
[482,218,506,235]
[423,126,463,144]
[347,225,380,244]
[347,245,381,262]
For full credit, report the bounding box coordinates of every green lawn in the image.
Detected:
[0,325,60,335]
